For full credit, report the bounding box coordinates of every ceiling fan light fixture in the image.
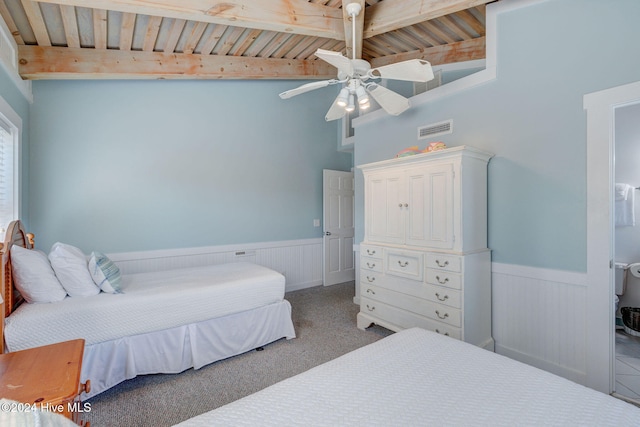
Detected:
[345,94,356,112]
[336,88,349,107]
[355,85,369,105]
[279,3,430,120]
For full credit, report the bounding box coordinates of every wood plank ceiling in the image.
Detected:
[0,0,495,80]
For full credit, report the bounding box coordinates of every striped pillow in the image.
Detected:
[88,251,122,294]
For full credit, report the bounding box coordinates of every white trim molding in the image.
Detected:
[109,238,324,292]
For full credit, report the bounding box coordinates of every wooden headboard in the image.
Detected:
[0,220,34,351]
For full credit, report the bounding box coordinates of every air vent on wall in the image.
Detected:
[417,119,453,140]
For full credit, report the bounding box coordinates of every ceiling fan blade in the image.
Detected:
[366,84,410,116]
[370,59,434,82]
[279,80,336,99]
[325,96,347,122]
[315,49,354,77]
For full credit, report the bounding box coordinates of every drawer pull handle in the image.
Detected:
[435,329,450,336]
[398,260,409,267]
[435,275,449,284]
[366,288,376,295]
[366,262,376,268]
[435,310,449,320]
[366,304,376,312]
[435,259,449,268]
[435,293,448,302]
[366,276,375,283]
[366,249,376,255]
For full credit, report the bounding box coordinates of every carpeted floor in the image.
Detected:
[83,281,392,427]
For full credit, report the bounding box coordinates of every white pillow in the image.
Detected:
[10,245,67,303]
[88,251,122,294]
[48,242,100,297]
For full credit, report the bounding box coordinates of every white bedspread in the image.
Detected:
[5,262,285,352]
[176,328,640,427]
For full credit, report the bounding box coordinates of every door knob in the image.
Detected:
[325,232,331,236]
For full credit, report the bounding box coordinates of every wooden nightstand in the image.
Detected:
[0,339,90,425]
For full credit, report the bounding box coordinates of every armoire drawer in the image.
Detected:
[361,284,461,328]
[360,268,384,287]
[425,253,462,273]
[361,256,382,272]
[361,244,383,258]
[425,269,462,290]
[360,270,381,286]
[423,283,461,309]
[425,303,461,328]
[360,273,422,300]
[359,296,461,339]
[384,249,423,281]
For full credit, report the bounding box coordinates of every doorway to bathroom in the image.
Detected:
[585,80,640,397]
[613,102,640,402]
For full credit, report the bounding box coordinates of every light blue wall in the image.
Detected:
[29,79,351,253]
[354,0,640,273]
[0,67,30,229]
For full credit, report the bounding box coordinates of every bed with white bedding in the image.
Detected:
[176,327,640,426]
[0,221,296,399]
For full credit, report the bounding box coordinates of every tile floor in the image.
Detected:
[615,330,640,401]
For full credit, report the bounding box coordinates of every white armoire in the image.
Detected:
[357,145,494,350]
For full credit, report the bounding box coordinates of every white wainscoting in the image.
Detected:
[108,238,324,292]
[492,262,588,385]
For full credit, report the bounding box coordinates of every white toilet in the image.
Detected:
[615,263,628,316]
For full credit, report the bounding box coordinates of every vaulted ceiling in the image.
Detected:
[0,1,495,80]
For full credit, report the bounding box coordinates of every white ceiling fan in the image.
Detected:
[279,2,435,121]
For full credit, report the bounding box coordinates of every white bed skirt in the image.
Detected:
[82,300,295,399]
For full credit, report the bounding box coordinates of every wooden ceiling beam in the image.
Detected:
[59,5,80,48]
[369,36,485,67]
[34,0,346,40]
[21,0,51,46]
[363,0,494,38]
[92,9,108,50]
[17,45,338,80]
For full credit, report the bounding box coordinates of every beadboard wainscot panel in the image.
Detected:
[108,238,323,292]
[492,262,588,384]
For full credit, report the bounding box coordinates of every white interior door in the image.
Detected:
[323,169,355,286]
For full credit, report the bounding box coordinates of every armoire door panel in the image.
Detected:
[367,173,405,244]
[405,169,427,245]
[424,163,454,249]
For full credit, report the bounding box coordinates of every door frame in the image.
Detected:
[585,80,640,393]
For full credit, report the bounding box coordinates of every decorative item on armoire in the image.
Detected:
[394,142,447,158]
